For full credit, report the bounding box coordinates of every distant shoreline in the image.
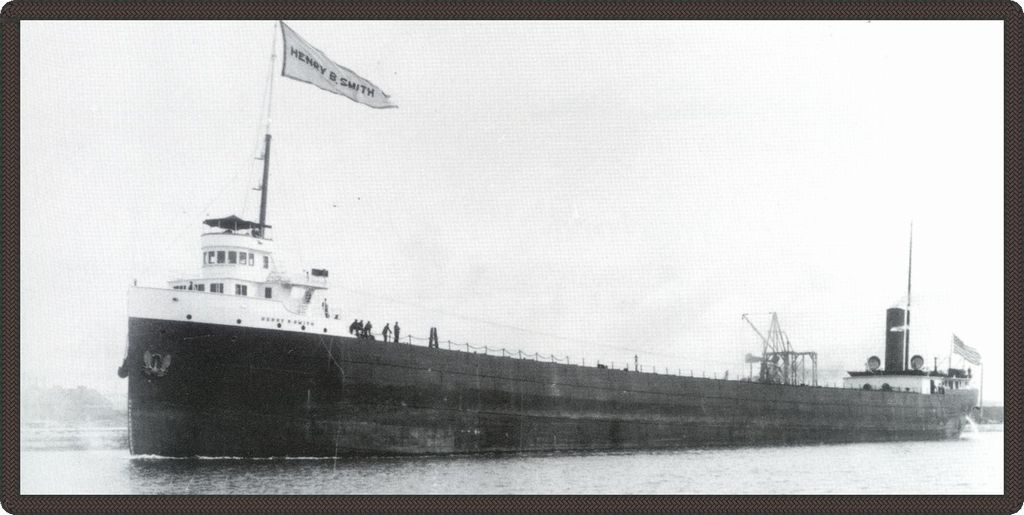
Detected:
[21,426,128,451]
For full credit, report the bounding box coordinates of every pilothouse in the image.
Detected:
[167,215,328,316]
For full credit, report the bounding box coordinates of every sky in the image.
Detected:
[19,20,1004,405]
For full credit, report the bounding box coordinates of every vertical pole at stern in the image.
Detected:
[909,222,917,370]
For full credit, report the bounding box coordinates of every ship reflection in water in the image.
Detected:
[21,430,1002,495]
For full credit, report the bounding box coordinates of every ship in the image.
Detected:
[117,22,978,457]
[117,169,979,457]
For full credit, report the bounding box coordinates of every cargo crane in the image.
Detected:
[741,312,818,386]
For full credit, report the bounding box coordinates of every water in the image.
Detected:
[20,430,1002,494]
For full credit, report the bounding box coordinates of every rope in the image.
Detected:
[328,283,708,365]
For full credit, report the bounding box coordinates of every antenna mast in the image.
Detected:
[257,21,278,237]
[904,222,913,370]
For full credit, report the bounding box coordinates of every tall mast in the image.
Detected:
[904,222,913,370]
[258,134,272,233]
[257,22,278,237]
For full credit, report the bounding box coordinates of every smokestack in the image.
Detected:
[884,307,907,372]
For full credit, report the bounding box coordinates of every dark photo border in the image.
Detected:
[2,1,1021,513]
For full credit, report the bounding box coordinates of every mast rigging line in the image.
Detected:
[263,20,278,136]
[328,283,719,365]
[194,22,280,226]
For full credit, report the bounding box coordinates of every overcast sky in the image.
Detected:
[20,20,1004,404]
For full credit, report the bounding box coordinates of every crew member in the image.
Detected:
[393,322,400,343]
[363,321,373,339]
[382,323,392,343]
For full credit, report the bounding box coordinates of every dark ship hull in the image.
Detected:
[126,315,977,457]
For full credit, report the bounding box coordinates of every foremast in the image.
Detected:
[257,134,272,237]
[256,21,278,238]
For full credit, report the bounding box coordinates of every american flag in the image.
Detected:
[953,334,982,365]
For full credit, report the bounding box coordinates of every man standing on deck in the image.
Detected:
[363,321,373,339]
[382,323,391,343]
[393,322,400,344]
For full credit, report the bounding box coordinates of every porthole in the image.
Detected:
[301,325,306,331]
[323,328,328,333]
[186,314,192,320]
[277,323,282,328]
[236,319,242,324]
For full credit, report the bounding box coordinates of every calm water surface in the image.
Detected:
[21,430,1002,494]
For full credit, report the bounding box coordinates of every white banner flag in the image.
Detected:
[280,22,396,109]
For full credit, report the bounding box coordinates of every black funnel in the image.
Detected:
[884,307,907,372]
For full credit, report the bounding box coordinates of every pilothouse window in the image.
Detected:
[228,251,237,264]
[235,284,248,296]
[210,283,224,293]
[217,251,225,264]
[248,253,255,266]
[206,251,215,265]
[263,256,269,269]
